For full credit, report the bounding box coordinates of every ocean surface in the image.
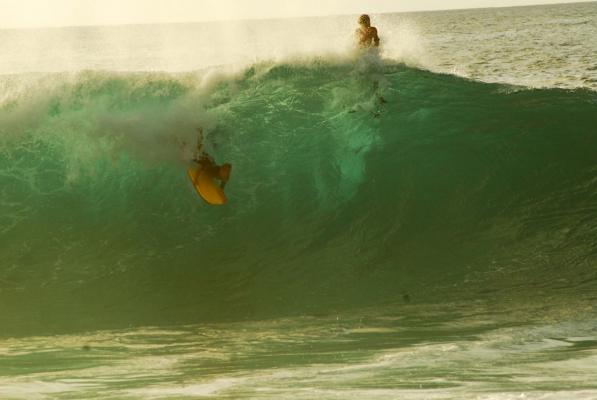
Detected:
[1,2,597,399]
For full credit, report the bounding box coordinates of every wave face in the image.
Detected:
[1,60,596,335]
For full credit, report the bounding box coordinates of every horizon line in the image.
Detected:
[1,0,594,31]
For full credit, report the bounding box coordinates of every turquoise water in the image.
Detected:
[1,2,597,399]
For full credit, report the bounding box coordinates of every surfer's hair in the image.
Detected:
[359,14,371,26]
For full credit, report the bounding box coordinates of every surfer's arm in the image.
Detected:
[372,27,380,47]
[196,128,204,154]
[193,127,213,165]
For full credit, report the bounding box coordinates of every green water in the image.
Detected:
[1,61,596,337]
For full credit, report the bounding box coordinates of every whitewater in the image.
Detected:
[1,2,597,399]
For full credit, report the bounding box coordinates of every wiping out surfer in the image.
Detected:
[185,128,232,206]
[355,14,380,48]
[192,128,231,190]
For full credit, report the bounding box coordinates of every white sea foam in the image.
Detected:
[1,307,596,399]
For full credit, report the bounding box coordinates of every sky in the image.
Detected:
[0,0,594,29]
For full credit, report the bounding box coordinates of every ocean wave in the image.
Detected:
[1,59,596,335]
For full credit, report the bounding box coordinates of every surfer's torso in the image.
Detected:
[356,26,380,48]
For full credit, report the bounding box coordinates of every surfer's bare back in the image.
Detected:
[356,14,380,48]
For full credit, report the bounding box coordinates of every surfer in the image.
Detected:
[354,14,385,112]
[192,128,231,190]
[355,14,380,48]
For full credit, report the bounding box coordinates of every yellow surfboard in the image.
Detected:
[188,167,228,205]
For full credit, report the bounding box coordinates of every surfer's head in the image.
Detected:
[358,14,371,27]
